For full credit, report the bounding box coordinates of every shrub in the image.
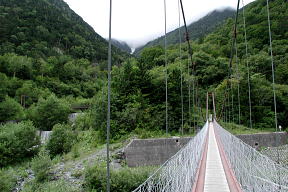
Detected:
[75,129,102,153]
[31,150,52,182]
[84,166,154,192]
[46,124,77,157]
[29,95,70,130]
[74,112,92,130]
[0,96,24,122]
[0,121,40,167]
[71,145,80,159]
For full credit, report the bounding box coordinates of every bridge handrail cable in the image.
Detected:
[214,121,288,192]
[133,121,209,192]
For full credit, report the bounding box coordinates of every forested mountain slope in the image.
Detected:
[134,8,235,55]
[0,0,128,129]
[192,0,288,128]
[0,0,127,62]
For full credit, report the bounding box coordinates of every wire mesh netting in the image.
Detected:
[132,121,209,192]
[214,121,288,192]
[261,145,288,169]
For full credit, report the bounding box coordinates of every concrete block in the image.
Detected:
[124,137,191,167]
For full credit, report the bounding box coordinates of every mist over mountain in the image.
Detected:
[134,8,235,56]
[111,39,132,53]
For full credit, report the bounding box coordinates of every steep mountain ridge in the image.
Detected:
[0,0,128,62]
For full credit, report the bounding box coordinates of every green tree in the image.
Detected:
[6,53,32,78]
[46,124,77,157]
[29,95,70,130]
[38,58,52,77]
[0,73,9,101]
[139,46,164,70]
[15,81,51,107]
[0,96,24,122]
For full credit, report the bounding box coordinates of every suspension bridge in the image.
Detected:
[131,93,288,192]
[132,119,288,192]
[104,0,287,191]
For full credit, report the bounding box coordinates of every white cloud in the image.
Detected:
[63,0,255,49]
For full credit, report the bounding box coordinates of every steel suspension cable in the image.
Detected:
[231,81,234,123]
[179,0,195,132]
[224,96,227,122]
[197,81,205,122]
[199,96,205,122]
[267,0,281,185]
[226,91,228,123]
[230,65,234,124]
[196,81,203,122]
[229,0,241,72]
[228,0,240,124]
[106,0,112,191]
[228,84,231,123]
[178,0,184,135]
[164,0,168,134]
[188,59,191,130]
[241,0,253,129]
[235,40,241,124]
[266,0,278,132]
[193,73,196,130]
[266,2,280,184]
[216,87,230,122]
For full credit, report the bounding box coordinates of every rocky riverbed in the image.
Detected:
[13,144,125,191]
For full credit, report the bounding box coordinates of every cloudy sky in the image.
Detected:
[63,0,255,49]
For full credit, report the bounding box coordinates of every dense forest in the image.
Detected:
[0,0,128,61]
[134,8,235,55]
[0,0,129,127]
[0,0,287,191]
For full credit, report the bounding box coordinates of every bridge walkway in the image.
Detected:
[193,122,242,192]
[204,122,230,192]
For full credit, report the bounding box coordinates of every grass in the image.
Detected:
[0,159,35,192]
[22,179,80,192]
[0,168,18,192]
[220,121,275,135]
[127,125,200,140]
[84,165,158,192]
